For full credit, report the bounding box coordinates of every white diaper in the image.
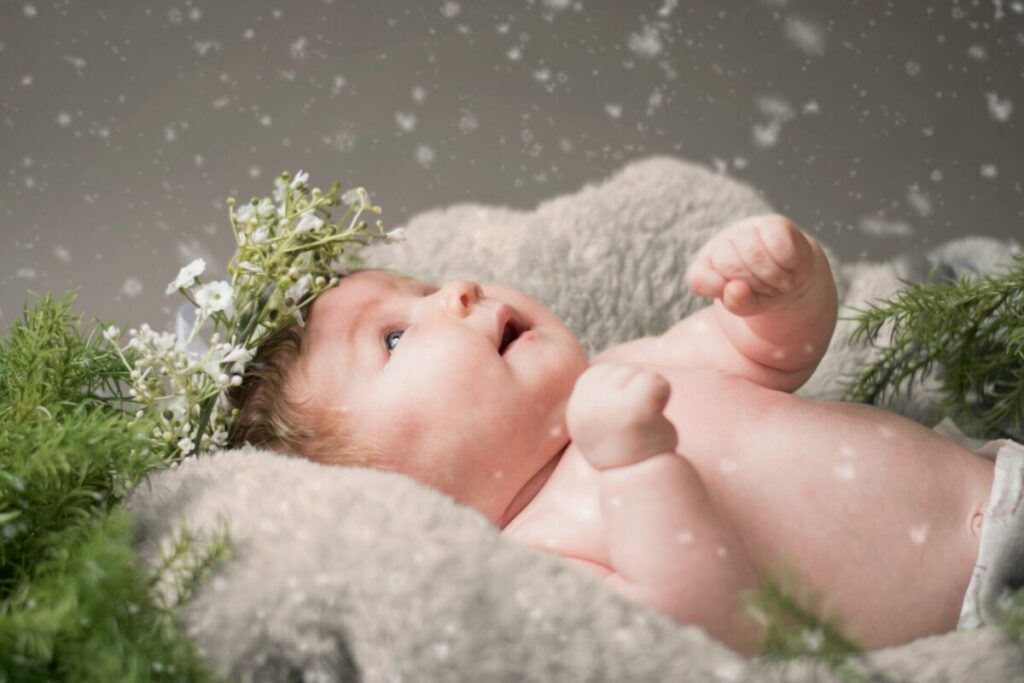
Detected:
[942,423,1024,630]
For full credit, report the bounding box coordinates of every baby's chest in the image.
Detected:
[590,350,779,458]
[500,447,614,576]
[503,360,785,569]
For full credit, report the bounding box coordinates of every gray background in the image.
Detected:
[1,0,1021,337]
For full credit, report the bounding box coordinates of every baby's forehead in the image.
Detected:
[310,269,418,333]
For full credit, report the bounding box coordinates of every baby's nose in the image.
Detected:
[441,280,483,318]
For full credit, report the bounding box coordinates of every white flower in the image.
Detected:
[294,211,324,235]
[238,260,262,274]
[286,273,312,303]
[195,281,234,316]
[177,436,196,455]
[291,170,309,188]
[252,226,270,244]
[273,181,286,203]
[166,258,206,295]
[153,331,178,355]
[103,325,121,343]
[341,187,369,209]
[156,395,189,422]
[256,197,275,217]
[222,344,254,374]
[235,203,257,224]
[386,227,407,243]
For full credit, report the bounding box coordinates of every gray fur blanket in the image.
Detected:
[127,157,1024,682]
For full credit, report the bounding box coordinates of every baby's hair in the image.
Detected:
[225,266,393,467]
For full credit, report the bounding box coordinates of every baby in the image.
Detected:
[240,215,999,656]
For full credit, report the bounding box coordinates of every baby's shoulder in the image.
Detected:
[590,336,727,385]
[591,337,780,414]
[590,334,667,367]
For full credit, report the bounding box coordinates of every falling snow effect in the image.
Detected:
[783,16,825,56]
[751,95,796,148]
[986,92,1014,122]
[859,216,915,238]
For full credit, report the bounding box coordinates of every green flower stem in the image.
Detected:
[279,222,364,255]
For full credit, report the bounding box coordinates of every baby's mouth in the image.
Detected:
[498,320,521,355]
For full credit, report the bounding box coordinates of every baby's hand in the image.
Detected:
[566,362,679,471]
[685,215,816,317]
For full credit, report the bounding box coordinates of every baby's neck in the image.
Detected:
[497,441,568,529]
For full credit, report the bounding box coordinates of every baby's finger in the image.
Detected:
[685,257,727,299]
[721,279,759,317]
[731,229,790,293]
[708,237,775,297]
[756,218,811,272]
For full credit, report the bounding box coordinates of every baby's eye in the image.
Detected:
[384,329,404,353]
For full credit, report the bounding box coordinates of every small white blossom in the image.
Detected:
[223,344,254,373]
[386,227,407,242]
[195,281,234,315]
[103,325,121,343]
[177,436,196,455]
[256,197,275,216]
[235,204,257,224]
[252,226,269,244]
[290,170,309,188]
[294,211,324,234]
[341,186,370,209]
[286,274,312,303]
[238,260,262,274]
[157,395,189,422]
[166,258,206,295]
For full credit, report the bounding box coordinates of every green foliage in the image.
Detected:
[1,291,137,423]
[744,570,887,683]
[0,292,230,682]
[842,254,1024,440]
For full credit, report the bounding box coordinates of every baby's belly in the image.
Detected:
[660,368,993,646]
[507,367,995,649]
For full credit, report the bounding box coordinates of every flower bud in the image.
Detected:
[314,275,326,288]
[230,375,243,386]
[328,277,339,287]
[288,266,300,280]
[278,275,292,290]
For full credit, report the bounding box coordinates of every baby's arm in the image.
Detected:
[680,215,838,392]
[566,363,765,655]
[692,215,837,366]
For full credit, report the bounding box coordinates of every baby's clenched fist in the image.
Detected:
[685,215,816,317]
[566,362,679,471]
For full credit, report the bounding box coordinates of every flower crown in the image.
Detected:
[103,170,403,462]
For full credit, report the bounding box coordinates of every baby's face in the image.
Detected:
[294,269,589,521]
